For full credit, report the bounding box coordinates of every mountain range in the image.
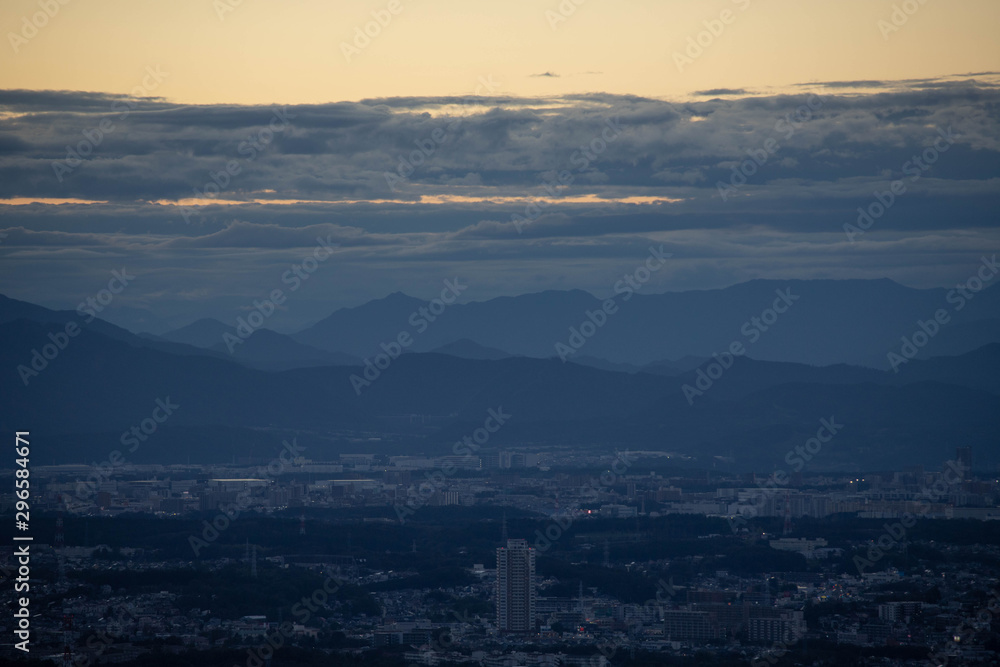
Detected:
[3,279,999,471]
[127,278,1000,371]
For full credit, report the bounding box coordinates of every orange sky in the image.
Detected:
[2,0,998,104]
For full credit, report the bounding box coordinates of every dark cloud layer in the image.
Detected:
[1,81,996,205]
[0,77,998,331]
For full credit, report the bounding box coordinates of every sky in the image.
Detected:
[0,0,999,332]
[2,0,998,104]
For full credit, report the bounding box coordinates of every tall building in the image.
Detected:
[496,539,536,633]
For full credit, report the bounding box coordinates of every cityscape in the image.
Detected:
[2,443,999,665]
[2,0,1000,665]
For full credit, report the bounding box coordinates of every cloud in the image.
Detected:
[694,88,748,96]
[1,75,998,327]
[0,88,174,111]
[796,80,889,89]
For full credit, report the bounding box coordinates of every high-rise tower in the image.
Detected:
[496,538,535,633]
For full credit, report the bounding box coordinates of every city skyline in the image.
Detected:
[2,1,999,664]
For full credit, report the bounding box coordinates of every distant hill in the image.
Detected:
[666,345,1000,401]
[160,318,233,348]
[289,280,1000,368]
[0,294,227,361]
[133,316,359,370]
[570,356,644,374]
[96,304,173,335]
[642,356,710,376]
[427,339,511,361]
[292,291,427,356]
[2,309,998,471]
[892,342,1000,396]
[2,296,356,373]
[876,318,1000,364]
[208,328,358,370]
